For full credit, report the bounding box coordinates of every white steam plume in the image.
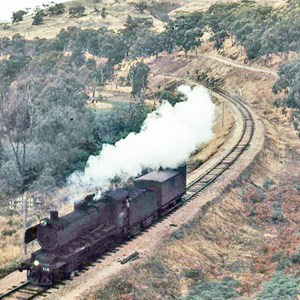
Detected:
[68,85,215,198]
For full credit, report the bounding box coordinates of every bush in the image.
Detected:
[135,1,148,13]
[272,210,284,224]
[158,90,186,107]
[12,10,27,23]
[48,3,66,16]
[2,229,16,236]
[183,268,205,281]
[0,261,19,280]
[32,12,44,25]
[186,277,240,300]
[257,272,300,299]
[69,5,86,18]
[291,249,300,264]
[263,178,275,190]
[101,7,108,19]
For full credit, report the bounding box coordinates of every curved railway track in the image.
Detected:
[185,89,254,200]
[0,88,255,300]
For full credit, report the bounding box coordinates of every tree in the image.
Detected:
[127,62,150,99]
[69,5,86,18]
[0,76,40,193]
[135,1,148,14]
[262,18,300,61]
[48,3,66,16]
[71,48,85,67]
[82,60,113,98]
[273,60,300,108]
[32,11,45,25]
[0,53,98,195]
[121,15,153,57]
[101,7,108,19]
[166,13,204,56]
[131,30,163,58]
[12,10,28,23]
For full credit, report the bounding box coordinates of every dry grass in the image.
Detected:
[0,0,287,39]
[92,192,258,300]
[188,97,234,171]
[162,195,256,276]
[0,215,24,274]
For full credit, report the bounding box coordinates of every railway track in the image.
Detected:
[185,88,254,200]
[0,281,48,300]
[0,89,255,300]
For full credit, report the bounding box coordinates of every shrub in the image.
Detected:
[135,1,148,13]
[257,272,300,299]
[69,5,86,18]
[277,258,293,271]
[32,12,44,25]
[263,178,275,190]
[291,249,300,264]
[159,90,186,107]
[2,229,16,236]
[12,10,27,23]
[272,210,284,224]
[48,3,66,16]
[186,277,240,300]
[101,7,108,19]
[0,261,19,280]
[183,268,205,281]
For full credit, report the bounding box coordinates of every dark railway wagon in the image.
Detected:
[19,166,186,286]
[134,166,186,214]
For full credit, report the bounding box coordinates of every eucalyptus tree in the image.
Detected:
[166,13,204,56]
[127,62,150,99]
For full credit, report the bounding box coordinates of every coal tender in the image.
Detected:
[19,167,186,286]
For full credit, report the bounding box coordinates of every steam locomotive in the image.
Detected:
[19,167,186,286]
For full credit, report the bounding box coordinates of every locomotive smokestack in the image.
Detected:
[50,211,59,220]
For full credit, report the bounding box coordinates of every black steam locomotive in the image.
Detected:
[19,167,186,286]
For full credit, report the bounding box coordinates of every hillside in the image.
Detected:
[0,0,299,299]
[0,0,287,39]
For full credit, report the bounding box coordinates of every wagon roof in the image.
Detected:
[135,170,179,183]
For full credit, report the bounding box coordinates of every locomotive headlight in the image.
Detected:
[33,260,40,267]
[40,219,48,227]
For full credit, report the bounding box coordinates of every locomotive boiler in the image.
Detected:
[19,167,186,286]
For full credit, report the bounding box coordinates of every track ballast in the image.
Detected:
[0,89,255,300]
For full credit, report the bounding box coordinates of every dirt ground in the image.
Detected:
[0,53,267,298]
[65,41,300,299]
[0,6,297,296]
[0,0,287,39]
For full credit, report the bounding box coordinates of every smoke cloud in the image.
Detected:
[68,85,215,198]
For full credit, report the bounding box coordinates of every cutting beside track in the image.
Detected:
[0,88,255,300]
[185,88,254,200]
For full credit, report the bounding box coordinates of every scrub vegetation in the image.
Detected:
[0,0,300,298]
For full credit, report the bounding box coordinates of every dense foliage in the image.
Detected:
[257,272,300,300]
[69,5,86,18]
[185,277,240,300]
[12,10,28,23]
[1,0,300,196]
[127,62,150,98]
[0,49,149,196]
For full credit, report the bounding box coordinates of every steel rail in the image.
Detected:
[0,281,47,300]
[184,88,255,201]
[0,88,256,299]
